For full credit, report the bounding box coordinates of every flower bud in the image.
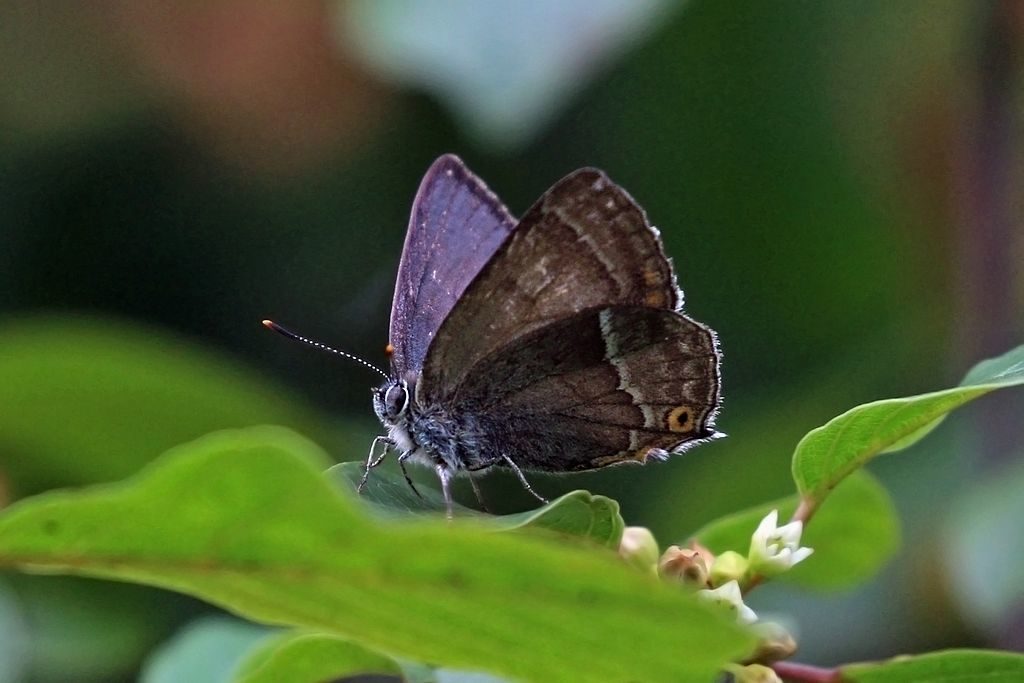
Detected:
[745,621,798,664]
[618,526,660,573]
[659,542,714,586]
[725,663,783,683]
[709,550,749,585]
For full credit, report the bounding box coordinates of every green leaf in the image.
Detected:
[842,649,1024,682]
[493,491,623,547]
[328,461,476,516]
[329,462,624,548]
[141,616,275,683]
[435,670,511,683]
[0,316,339,495]
[690,470,899,590]
[235,631,500,683]
[792,344,1024,501]
[235,631,404,683]
[0,426,755,683]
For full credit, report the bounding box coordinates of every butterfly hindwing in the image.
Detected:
[443,305,719,472]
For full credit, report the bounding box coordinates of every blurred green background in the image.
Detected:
[1,1,1022,680]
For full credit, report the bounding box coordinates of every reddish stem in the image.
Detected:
[792,496,816,526]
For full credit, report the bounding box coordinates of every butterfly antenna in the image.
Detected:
[262,319,389,379]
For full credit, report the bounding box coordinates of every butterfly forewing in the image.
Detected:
[389,154,516,376]
[420,168,680,396]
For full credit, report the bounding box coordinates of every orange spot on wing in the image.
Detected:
[667,405,695,433]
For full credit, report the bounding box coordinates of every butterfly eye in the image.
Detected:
[384,382,409,418]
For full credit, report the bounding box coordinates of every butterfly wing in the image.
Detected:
[415,167,679,397]
[449,305,720,471]
[420,167,681,394]
[389,154,516,376]
[415,167,721,470]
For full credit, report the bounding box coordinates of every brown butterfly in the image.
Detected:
[368,155,722,515]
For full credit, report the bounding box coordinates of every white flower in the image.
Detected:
[748,509,813,576]
[697,580,758,624]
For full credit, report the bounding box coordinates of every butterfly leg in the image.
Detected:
[466,472,490,514]
[501,453,548,505]
[358,435,394,493]
[434,464,455,520]
[396,451,423,500]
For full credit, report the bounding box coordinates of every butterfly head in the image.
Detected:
[373,377,410,426]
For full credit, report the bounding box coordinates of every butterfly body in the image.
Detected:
[374,377,494,474]
[364,154,722,515]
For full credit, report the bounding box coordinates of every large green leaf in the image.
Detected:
[842,649,1024,682]
[434,670,509,683]
[0,316,340,494]
[689,470,899,590]
[792,344,1024,502]
[0,427,754,683]
[329,462,624,548]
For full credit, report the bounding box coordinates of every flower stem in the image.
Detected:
[791,496,817,526]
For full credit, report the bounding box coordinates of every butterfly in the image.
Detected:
[366,154,722,516]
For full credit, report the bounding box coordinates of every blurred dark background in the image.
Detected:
[1,1,1022,681]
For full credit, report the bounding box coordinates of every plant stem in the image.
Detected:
[791,496,816,526]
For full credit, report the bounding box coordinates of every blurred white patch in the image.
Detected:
[0,583,29,683]
[945,459,1024,637]
[337,0,677,149]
